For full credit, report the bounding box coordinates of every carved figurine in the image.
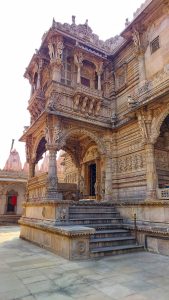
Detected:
[48,42,55,60]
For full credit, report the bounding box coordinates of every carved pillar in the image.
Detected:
[29,160,35,178]
[96,62,103,91]
[74,53,83,84]
[104,156,113,201]
[46,145,62,200]
[145,143,158,200]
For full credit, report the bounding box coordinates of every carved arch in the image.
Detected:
[59,128,107,155]
[151,103,169,143]
[32,133,46,162]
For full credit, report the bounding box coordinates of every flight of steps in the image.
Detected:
[69,204,144,258]
[0,214,20,225]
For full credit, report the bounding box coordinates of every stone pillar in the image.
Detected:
[145,143,158,200]
[77,66,81,84]
[104,156,113,201]
[97,73,101,91]
[29,161,35,178]
[46,146,62,200]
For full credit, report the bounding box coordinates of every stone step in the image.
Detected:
[90,244,144,258]
[84,223,124,229]
[69,217,123,225]
[69,207,116,213]
[0,215,20,224]
[93,229,130,238]
[90,236,136,248]
[69,212,120,219]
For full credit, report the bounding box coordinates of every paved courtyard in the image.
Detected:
[1,226,169,300]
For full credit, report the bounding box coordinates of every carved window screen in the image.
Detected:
[150,36,160,54]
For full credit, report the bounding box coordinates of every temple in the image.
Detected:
[19,0,169,259]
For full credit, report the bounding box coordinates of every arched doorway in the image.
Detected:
[6,190,18,213]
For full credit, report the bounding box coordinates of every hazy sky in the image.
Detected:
[0,0,144,169]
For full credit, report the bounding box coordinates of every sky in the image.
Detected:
[0,0,144,169]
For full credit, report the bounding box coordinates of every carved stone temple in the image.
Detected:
[19,0,169,259]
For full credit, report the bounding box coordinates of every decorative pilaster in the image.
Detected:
[145,143,158,200]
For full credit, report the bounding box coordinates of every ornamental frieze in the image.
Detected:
[117,152,145,173]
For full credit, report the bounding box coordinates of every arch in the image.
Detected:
[32,133,46,162]
[151,103,169,143]
[60,128,106,155]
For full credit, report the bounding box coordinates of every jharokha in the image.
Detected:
[19,0,169,259]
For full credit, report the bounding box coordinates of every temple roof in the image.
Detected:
[3,149,22,172]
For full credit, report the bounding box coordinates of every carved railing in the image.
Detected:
[75,84,103,99]
[27,173,78,201]
[158,188,169,200]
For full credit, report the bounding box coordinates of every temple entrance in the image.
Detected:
[6,191,17,213]
[89,163,96,196]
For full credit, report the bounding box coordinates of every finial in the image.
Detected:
[10,139,15,152]
[125,18,130,27]
[52,17,55,28]
[85,19,88,26]
[72,15,76,25]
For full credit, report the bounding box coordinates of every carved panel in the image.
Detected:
[117,152,145,173]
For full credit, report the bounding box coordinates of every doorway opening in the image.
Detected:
[6,191,17,213]
[89,163,96,196]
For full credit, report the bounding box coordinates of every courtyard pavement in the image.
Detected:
[0,226,169,300]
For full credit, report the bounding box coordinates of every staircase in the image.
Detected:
[69,203,144,258]
[0,214,20,225]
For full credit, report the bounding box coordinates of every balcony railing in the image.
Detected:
[158,188,169,200]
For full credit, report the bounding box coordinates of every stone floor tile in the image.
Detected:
[95,283,135,299]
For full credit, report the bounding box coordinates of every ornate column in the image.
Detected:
[145,143,158,200]
[137,109,158,201]
[29,160,35,178]
[46,145,62,200]
[74,52,83,84]
[96,62,103,91]
[36,59,43,89]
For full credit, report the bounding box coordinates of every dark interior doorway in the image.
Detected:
[89,163,96,196]
[6,191,17,213]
